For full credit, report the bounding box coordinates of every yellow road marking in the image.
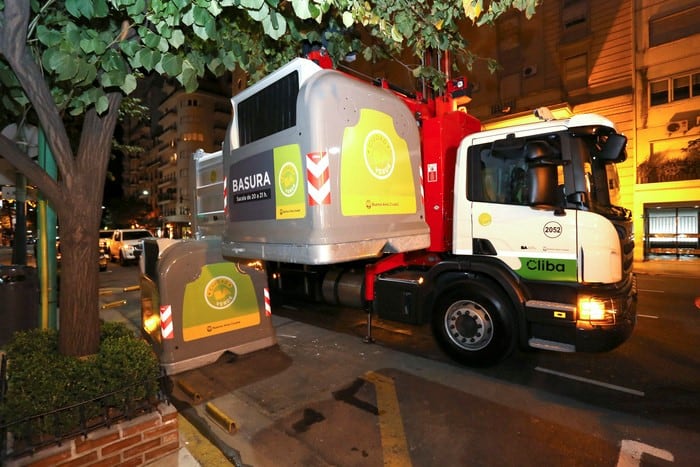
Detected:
[363,371,412,467]
[178,413,231,466]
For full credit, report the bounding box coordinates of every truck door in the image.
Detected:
[467,140,579,283]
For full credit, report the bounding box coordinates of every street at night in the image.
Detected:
[89,257,700,466]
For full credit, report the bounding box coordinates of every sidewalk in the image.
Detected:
[6,247,700,466]
[633,257,700,277]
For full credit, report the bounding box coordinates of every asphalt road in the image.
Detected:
[89,259,700,467]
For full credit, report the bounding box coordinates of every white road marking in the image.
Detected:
[617,439,674,466]
[638,289,665,293]
[535,366,645,396]
[637,314,659,319]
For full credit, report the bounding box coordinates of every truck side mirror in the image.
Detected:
[597,133,627,163]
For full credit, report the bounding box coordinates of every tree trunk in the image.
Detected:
[57,211,102,356]
[54,97,122,357]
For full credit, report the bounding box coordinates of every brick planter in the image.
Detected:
[6,403,179,467]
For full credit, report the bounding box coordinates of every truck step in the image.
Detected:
[528,338,576,353]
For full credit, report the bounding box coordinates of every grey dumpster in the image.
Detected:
[140,237,276,375]
[0,265,39,347]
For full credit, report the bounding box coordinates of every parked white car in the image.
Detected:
[109,229,154,265]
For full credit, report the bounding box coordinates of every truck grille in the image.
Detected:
[613,221,634,276]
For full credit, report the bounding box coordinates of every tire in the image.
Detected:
[119,251,128,266]
[432,282,516,367]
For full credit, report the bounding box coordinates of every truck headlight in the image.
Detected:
[578,296,616,324]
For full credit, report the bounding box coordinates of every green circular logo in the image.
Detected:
[204,276,237,310]
[363,130,395,180]
[278,162,299,198]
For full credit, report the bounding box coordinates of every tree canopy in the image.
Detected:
[0,0,539,356]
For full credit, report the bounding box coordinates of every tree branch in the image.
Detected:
[0,0,76,186]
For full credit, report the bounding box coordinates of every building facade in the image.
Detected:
[458,0,699,261]
[122,77,231,238]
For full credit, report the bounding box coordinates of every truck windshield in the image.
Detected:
[577,134,630,220]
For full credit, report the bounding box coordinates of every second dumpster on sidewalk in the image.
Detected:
[139,237,276,375]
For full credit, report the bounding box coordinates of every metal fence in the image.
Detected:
[0,352,169,463]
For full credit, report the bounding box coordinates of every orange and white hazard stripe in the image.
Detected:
[160,304,174,339]
[307,152,331,206]
[264,287,271,317]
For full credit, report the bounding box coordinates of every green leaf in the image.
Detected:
[157,36,170,53]
[262,11,286,40]
[100,70,125,87]
[36,26,63,47]
[140,28,160,49]
[177,60,199,92]
[95,94,109,114]
[66,0,92,18]
[101,49,127,74]
[126,0,147,17]
[53,53,79,81]
[462,0,483,22]
[136,48,156,71]
[292,0,312,20]
[240,0,265,9]
[193,24,209,40]
[75,62,97,86]
[182,7,195,26]
[120,40,140,58]
[161,53,183,76]
[390,25,402,43]
[121,74,138,94]
[247,3,269,22]
[192,5,212,26]
[207,1,223,16]
[342,11,354,28]
[169,29,185,49]
[92,0,109,18]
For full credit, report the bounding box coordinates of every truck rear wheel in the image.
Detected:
[432,283,515,367]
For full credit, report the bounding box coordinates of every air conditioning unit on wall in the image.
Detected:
[666,120,688,133]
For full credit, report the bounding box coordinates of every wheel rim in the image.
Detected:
[443,299,494,351]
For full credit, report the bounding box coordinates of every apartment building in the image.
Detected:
[456,0,699,261]
[122,76,232,238]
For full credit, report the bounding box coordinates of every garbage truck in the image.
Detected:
[214,55,637,366]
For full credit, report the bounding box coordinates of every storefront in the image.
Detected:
[643,203,699,258]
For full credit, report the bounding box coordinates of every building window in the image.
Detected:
[183,132,204,142]
[562,0,588,42]
[650,72,700,106]
[185,99,199,107]
[649,6,700,47]
[564,54,587,90]
[673,76,690,101]
[650,80,669,106]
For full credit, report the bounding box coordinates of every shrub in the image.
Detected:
[0,322,161,441]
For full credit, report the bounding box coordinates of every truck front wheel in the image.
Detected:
[432,284,515,367]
